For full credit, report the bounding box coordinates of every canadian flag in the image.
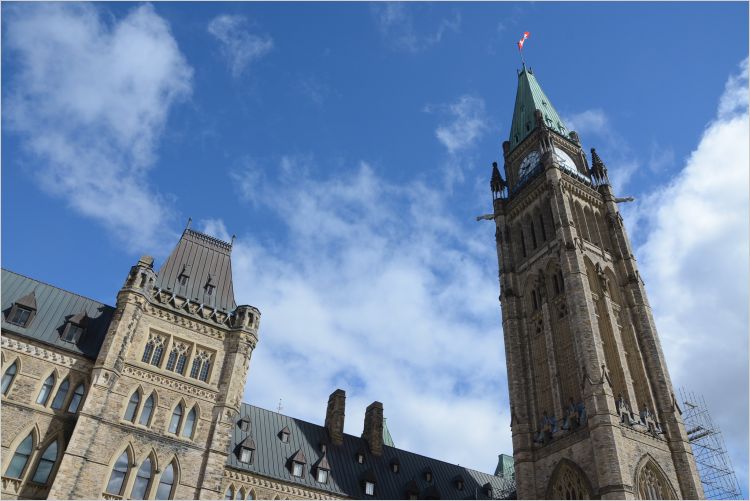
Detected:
[517,31,530,51]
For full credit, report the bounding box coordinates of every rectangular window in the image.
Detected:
[292,463,303,477]
[240,448,252,463]
[365,482,375,496]
[9,307,32,327]
[317,469,328,483]
[62,324,84,342]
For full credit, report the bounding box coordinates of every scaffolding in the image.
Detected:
[679,388,742,500]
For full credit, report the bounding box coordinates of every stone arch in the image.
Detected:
[166,398,187,434]
[595,209,613,251]
[583,206,601,247]
[516,223,528,259]
[522,273,553,429]
[35,368,60,406]
[573,201,590,242]
[634,454,677,500]
[102,442,136,497]
[29,430,65,485]
[525,213,539,250]
[2,356,21,395]
[248,488,256,500]
[4,422,41,479]
[546,458,593,499]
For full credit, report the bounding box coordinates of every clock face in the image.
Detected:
[518,150,541,179]
[554,149,578,174]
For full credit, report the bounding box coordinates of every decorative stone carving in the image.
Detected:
[123,365,217,402]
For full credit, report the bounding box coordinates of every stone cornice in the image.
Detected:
[122,364,218,402]
[224,468,346,500]
[1,334,92,370]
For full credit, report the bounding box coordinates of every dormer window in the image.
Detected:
[279,426,290,443]
[317,468,329,483]
[484,483,493,497]
[361,469,376,496]
[314,453,330,484]
[62,312,87,343]
[178,264,189,286]
[453,475,465,491]
[405,479,419,499]
[9,306,32,327]
[238,419,251,432]
[290,449,306,478]
[7,292,37,328]
[365,482,375,496]
[390,458,400,473]
[205,275,215,296]
[424,468,433,482]
[356,452,365,464]
[238,436,255,463]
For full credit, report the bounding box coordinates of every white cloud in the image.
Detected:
[565,108,640,190]
[635,58,749,493]
[230,159,510,473]
[207,14,273,78]
[371,3,460,53]
[198,218,232,243]
[430,95,489,156]
[4,3,192,253]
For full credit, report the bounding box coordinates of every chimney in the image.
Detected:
[325,389,346,446]
[361,401,384,456]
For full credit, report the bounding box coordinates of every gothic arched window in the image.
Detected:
[166,343,188,375]
[635,457,677,500]
[31,439,59,484]
[169,403,184,434]
[182,406,197,438]
[190,350,212,382]
[5,433,34,478]
[247,489,256,500]
[131,457,153,500]
[225,486,234,500]
[155,461,176,500]
[37,374,56,405]
[68,383,85,413]
[106,451,130,495]
[2,361,17,395]
[124,390,141,422]
[139,394,155,426]
[548,460,591,500]
[143,334,166,367]
[51,378,70,410]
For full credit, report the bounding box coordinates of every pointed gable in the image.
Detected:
[155,228,237,312]
[15,291,37,310]
[509,66,568,151]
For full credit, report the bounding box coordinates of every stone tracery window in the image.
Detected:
[190,350,212,383]
[549,461,591,500]
[142,333,166,367]
[166,342,189,375]
[636,458,676,500]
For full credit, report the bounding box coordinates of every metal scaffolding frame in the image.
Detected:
[679,388,742,500]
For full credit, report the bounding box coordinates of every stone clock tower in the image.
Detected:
[489,65,704,499]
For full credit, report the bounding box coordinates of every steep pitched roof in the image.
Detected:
[509,66,568,151]
[1,269,114,359]
[155,228,237,312]
[227,404,515,499]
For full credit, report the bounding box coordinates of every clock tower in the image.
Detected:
[490,65,704,499]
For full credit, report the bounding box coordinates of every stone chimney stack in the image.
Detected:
[361,401,384,456]
[325,389,346,446]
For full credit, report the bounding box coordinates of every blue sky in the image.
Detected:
[3,1,748,496]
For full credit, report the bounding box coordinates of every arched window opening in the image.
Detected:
[530,221,538,249]
[68,384,85,413]
[124,391,141,422]
[5,433,34,478]
[519,227,527,257]
[131,457,153,500]
[166,343,188,375]
[139,394,155,426]
[169,403,184,434]
[225,486,234,500]
[237,488,245,500]
[143,334,166,367]
[37,374,56,405]
[190,350,212,383]
[247,489,256,500]
[31,439,59,484]
[532,290,539,311]
[106,451,130,495]
[2,361,18,395]
[182,407,197,438]
[548,461,591,500]
[636,459,677,500]
[51,378,70,410]
[155,462,176,500]
[538,213,547,241]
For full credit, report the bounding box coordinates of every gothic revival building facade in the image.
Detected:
[490,65,704,499]
[1,228,512,500]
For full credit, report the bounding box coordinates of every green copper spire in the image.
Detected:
[509,65,568,150]
[382,417,395,447]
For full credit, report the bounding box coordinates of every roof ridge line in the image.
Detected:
[242,403,502,478]
[1,268,114,308]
